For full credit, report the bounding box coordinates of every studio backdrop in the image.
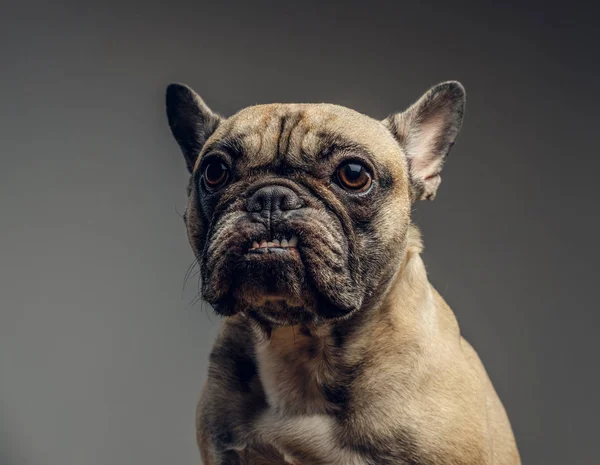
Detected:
[1,2,598,465]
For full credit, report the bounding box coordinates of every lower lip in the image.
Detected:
[246,247,299,256]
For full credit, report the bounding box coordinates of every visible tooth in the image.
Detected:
[259,240,268,248]
[280,239,289,248]
[267,241,275,247]
[252,241,259,249]
[272,239,280,247]
[288,236,298,247]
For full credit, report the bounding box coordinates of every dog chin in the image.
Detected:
[231,267,318,325]
[242,295,316,326]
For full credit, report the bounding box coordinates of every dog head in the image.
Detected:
[166,82,465,325]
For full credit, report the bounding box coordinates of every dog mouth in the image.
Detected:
[246,234,300,255]
[202,211,361,321]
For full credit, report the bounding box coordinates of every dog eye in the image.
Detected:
[203,159,229,191]
[336,162,372,192]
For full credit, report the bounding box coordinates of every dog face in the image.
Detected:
[166,82,465,325]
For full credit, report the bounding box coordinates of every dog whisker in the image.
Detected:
[182,257,200,298]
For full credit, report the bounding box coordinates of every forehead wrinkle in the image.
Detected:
[276,111,305,167]
[234,108,301,170]
[241,105,280,162]
[260,113,286,167]
[282,112,311,167]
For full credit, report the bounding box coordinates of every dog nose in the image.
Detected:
[246,185,303,217]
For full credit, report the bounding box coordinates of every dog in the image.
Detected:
[165,81,521,465]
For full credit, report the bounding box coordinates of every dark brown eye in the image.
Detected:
[203,160,229,190]
[336,162,372,192]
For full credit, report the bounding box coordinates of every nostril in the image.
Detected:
[247,194,269,213]
[279,190,304,211]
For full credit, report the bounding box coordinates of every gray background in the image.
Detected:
[1,1,598,464]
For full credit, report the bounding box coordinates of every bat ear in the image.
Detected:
[166,83,222,173]
[383,81,466,201]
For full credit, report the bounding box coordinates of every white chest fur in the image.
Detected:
[252,326,366,464]
[254,411,366,465]
[255,326,333,414]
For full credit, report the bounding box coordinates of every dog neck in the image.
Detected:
[378,223,439,336]
[248,223,442,415]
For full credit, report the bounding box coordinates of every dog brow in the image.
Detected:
[203,136,246,159]
[316,132,373,160]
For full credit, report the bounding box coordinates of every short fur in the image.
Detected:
[165,81,520,465]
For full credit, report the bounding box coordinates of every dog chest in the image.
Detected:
[254,325,344,415]
[253,411,367,465]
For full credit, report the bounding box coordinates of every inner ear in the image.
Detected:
[384,81,465,201]
[166,83,222,173]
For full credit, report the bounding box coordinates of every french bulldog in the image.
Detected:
[165,81,520,465]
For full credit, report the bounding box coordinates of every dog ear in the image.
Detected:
[383,81,465,201]
[166,83,222,173]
